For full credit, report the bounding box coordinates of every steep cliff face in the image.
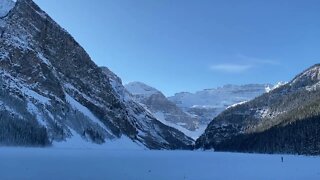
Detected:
[196,65,320,155]
[0,0,193,149]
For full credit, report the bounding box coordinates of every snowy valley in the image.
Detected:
[1,0,320,179]
[126,82,277,139]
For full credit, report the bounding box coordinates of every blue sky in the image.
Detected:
[33,0,320,96]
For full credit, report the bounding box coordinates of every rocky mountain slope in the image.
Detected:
[196,64,320,155]
[0,0,193,149]
[125,82,200,139]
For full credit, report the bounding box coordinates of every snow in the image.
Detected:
[169,84,269,109]
[21,86,51,105]
[27,102,47,126]
[266,82,287,93]
[292,65,320,84]
[0,149,319,180]
[35,10,47,19]
[37,52,52,66]
[227,101,248,109]
[53,129,143,150]
[8,33,31,50]
[0,69,52,125]
[0,0,15,17]
[168,84,271,130]
[154,111,206,140]
[0,101,23,119]
[306,82,320,92]
[125,81,160,99]
[65,93,113,135]
[107,73,132,102]
[125,82,201,139]
[254,107,284,119]
[64,83,104,108]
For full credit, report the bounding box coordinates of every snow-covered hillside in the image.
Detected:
[1,148,319,180]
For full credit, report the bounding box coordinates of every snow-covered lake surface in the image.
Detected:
[1,148,320,180]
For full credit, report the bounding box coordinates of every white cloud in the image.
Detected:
[210,64,253,73]
[236,54,280,65]
[209,54,280,73]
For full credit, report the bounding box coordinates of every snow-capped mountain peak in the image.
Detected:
[288,64,320,92]
[169,84,270,109]
[168,84,271,128]
[290,64,320,87]
[125,82,161,98]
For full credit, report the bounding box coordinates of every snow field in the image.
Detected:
[0,148,319,180]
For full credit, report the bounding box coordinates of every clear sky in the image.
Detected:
[33,0,320,96]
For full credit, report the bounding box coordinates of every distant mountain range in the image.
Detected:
[168,84,278,125]
[196,64,320,155]
[125,82,275,139]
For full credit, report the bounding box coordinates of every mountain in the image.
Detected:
[0,0,15,17]
[196,64,320,155]
[169,84,272,125]
[0,0,193,149]
[125,82,200,139]
[125,82,160,103]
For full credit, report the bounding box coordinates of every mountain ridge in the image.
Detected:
[0,0,193,149]
[196,64,320,155]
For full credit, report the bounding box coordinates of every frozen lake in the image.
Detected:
[1,148,320,180]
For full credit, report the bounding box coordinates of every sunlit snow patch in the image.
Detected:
[53,129,144,150]
[153,111,206,140]
[227,101,248,109]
